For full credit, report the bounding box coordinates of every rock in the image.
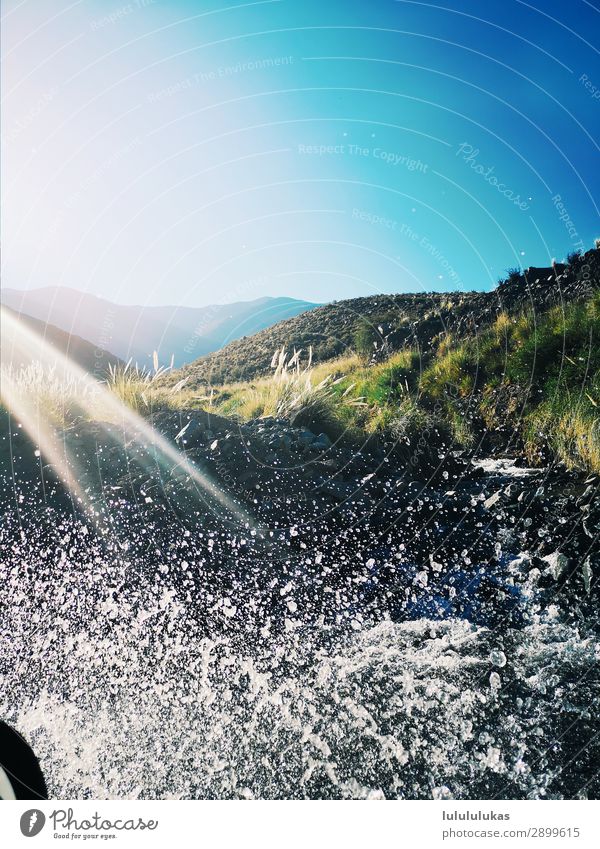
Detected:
[174,417,207,448]
[312,433,333,451]
[219,440,235,457]
[503,483,519,501]
[297,429,315,447]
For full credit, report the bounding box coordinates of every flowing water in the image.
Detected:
[1,500,599,800]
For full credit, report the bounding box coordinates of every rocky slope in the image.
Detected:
[167,247,599,387]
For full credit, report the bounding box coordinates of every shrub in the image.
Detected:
[524,391,600,472]
[353,318,380,362]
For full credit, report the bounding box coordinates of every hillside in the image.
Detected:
[167,248,599,387]
[0,287,318,368]
[1,306,121,376]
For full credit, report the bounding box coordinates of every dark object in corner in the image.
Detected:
[0,721,47,800]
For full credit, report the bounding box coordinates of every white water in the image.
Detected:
[2,527,598,800]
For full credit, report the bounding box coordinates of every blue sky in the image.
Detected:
[2,0,599,307]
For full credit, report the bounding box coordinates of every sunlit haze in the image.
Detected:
[2,0,599,308]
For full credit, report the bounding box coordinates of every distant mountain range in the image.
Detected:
[1,305,121,376]
[0,287,319,368]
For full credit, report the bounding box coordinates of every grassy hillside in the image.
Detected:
[4,248,599,474]
[164,291,480,386]
[167,287,599,473]
[141,247,599,472]
[164,248,598,388]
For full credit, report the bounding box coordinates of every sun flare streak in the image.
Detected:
[0,307,253,528]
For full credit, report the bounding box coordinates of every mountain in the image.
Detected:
[166,291,485,387]
[0,287,319,369]
[166,248,599,387]
[1,305,121,376]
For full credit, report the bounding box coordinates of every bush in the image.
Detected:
[353,319,380,362]
[420,344,478,399]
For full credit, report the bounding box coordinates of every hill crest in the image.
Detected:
[167,248,599,387]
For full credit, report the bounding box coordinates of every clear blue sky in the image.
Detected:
[2,0,599,307]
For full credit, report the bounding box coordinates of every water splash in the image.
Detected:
[1,510,598,800]
[2,307,599,799]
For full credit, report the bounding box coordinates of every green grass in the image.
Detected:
[201,348,448,458]
[417,292,600,471]
[3,288,599,474]
[523,373,600,471]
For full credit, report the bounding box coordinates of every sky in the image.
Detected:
[2,0,599,307]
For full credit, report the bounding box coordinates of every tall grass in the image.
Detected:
[106,360,171,411]
[417,293,600,470]
[206,347,445,452]
[523,375,600,471]
[1,362,101,425]
[1,357,190,428]
[3,291,599,473]
[211,347,351,437]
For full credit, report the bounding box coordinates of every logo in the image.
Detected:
[20,810,46,837]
